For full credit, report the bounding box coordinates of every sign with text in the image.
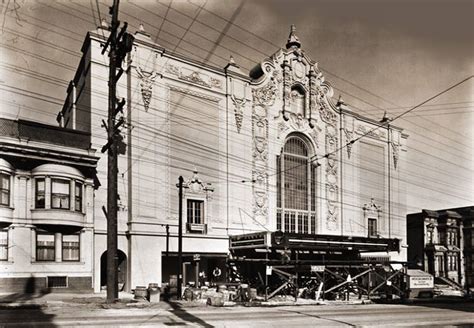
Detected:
[311,265,325,272]
[409,275,434,289]
[266,266,273,275]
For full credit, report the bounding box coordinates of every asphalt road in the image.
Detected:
[0,302,473,327]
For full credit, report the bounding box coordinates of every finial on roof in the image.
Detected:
[139,23,145,32]
[100,18,109,29]
[337,95,345,106]
[380,111,391,123]
[224,54,243,74]
[286,24,301,49]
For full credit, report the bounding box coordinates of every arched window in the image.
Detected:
[277,135,317,234]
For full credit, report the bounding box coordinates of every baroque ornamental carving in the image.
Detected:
[356,125,386,140]
[325,121,339,230]
[275,111,321,148]
[390,130,400,170]
[343,115,355,158]
[231,96,245,133]
[184,169,214,198]
[165,64,223,90]
[252,80,277,107]
[251,80,273,221]
[363,197,382,217]
[136,66,159,112]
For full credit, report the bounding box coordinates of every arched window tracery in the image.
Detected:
[276,135,317,234]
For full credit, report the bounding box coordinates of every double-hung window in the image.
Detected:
[51,179,70,209]
[187,199,204,224]
[0,173,10,206]
[0,229,8,261]
[36,233,55,261]
[62,234,80,261]
[75,182,82,212]
[35,178,45,208]
[368,218,377,238]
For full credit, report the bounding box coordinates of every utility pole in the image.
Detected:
[177,176,184,300]
[101,0,134,303]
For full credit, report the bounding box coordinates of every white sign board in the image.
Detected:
[409,276,434,289]
[311,265,325,272]
[266,266,273,275]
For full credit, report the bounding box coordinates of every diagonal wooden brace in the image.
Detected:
[369,270,402,295]
[324,268,372,294]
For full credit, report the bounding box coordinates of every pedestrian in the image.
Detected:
[212,266,222,285]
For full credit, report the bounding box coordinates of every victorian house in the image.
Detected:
[0,118,98,292]
[407,207,473,290]
[50,24,409,292]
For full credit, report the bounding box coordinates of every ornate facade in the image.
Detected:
[52,25,408,292]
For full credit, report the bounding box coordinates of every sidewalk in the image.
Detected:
[0,291,171,310]
[0,290,470,310]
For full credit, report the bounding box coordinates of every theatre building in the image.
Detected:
[53,24,409,293]
[0,118,98,292]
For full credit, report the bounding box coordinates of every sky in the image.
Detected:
[0,0,473,213]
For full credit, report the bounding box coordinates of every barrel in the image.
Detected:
[148,283,161,303]
[249,288,257,300]
[134,286,147,300]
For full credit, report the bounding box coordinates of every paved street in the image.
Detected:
[1,302,473,327]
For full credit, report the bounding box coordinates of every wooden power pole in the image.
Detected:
[101,0,134,303]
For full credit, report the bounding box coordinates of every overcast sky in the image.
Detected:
[0,0,473,213]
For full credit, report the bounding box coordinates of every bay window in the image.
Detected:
[51,179,70,209]
[75,182,82,212]
[35,178,45,208]
[0,173,10,206]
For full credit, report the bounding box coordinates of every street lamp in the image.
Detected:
[176,176,188,300]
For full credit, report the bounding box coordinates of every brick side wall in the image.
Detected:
[0,276,92,294]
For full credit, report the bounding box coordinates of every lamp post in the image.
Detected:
[177,176,184,300]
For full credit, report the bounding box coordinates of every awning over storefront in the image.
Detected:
[229,231,400,262]
[425,244,447,253]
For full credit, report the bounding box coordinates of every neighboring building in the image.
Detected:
[0,118,98,292]
[52,24,408,293]
[407,207,474,289]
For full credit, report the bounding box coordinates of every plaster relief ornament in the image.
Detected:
[181,71,211,88]
[251,79,274,221]
[231,95,246,133]
[363,197,382,217]
[342,111,355,159]
[253,80,277,107]
[136,66,158,111]
[356,125,386,139]
[185,169,214,193]
[390,130,400,170]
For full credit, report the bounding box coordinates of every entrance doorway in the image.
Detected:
[100,250,127,291]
